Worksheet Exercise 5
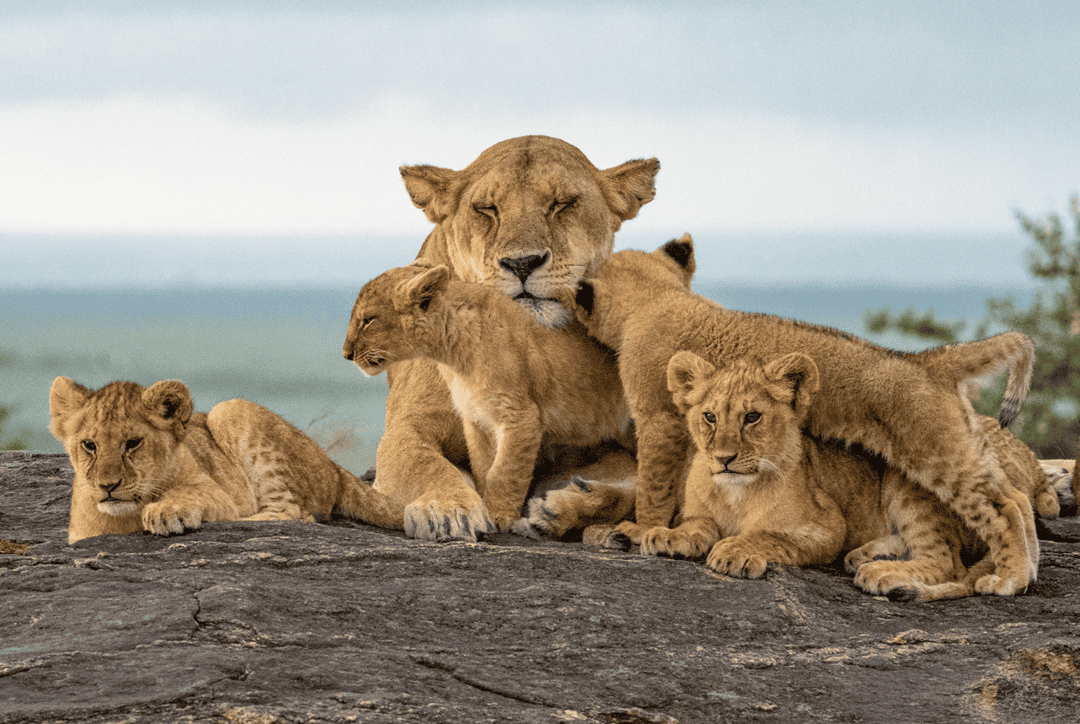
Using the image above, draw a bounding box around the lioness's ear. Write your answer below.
[142,380,194,435]
[657,233,695,285]
[400,164,458,224]
[667,351,717,414]
[48,376,91,442]
[396,265,450,312]
[764,353,820,415]
[599,157,660,223]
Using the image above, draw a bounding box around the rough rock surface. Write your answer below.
[2,451,1080,724]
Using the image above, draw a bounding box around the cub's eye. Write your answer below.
[81,440,96,453]
[361,316,376,330]
[702,411,717,425]
[474,204,498,218]
[744,411,761,425]
[124,438,143,453]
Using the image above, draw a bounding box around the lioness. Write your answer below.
[564,234,1041,596]
[50,376,403,544]
[342,263,632,532]
[643,350,1055,601]
[374,135,659,541]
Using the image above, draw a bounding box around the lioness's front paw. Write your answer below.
[706,539,769,579]
[404,490,493,543]
[640,527,710,559]
[142,502,204,536]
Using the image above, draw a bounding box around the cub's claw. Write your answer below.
[404,498,494,542]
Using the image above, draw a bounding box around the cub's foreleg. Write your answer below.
[706,523,846,580]
[471,407,544,532]
[618,411,692,544]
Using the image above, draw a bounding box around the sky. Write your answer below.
[0,0,1078,285]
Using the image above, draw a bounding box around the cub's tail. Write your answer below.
[905,331,1034,429]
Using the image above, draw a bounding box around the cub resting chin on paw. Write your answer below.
[564,234,1043,597]
[642,351,1056,601]
[343,263,633,533]
[50,376,404,544]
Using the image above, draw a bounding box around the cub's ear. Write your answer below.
[142,380,194,435]
[667,350,717,414]
[763,353,820,415]
[396,265,450,312]
[400,164,459,224]
[574,280,596,317]
[48,376,92,442]
[599,157,661,223]
[657,233,695,285]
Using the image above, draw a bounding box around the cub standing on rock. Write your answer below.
[645,350,1056,601]
[562,233,1042,597]
[342,263,633,534]
[49,377,403,544]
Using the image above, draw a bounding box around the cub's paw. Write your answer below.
[843,535,906,574]
[640,527,710,559]
[522,476,599,540]
[404,489,493,543]
[706,539,769,579]
[581,525,632,551]
[142,502,204,536]
[973,572,1029,597]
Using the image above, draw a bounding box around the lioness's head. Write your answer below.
[400,135,660,327]
[342,264,452,376]
[666,351,820,486]
[568,233,696,348]
[49,377,194,518]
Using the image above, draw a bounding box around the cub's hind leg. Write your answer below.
[851,471,971,599]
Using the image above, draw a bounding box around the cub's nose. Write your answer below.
[498,252,550,282]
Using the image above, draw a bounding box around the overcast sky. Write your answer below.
[1,0,1078,283]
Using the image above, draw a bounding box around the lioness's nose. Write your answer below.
[499,252,550,282]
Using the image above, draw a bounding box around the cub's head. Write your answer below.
[666,351,819,486]
[342,264,451,376]
[568,233,696,347]
[49,377,194,519]
[400,135,660,327]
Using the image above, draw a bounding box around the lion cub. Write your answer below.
[567,234,1041,596]
[50,377,403,544]
[643,350,1055,601]
[342,263,632,532]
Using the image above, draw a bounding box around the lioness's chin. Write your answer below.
[98,500,141,517]
[515,297,570,328]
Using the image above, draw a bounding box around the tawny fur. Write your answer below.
[372,135,659,542]
[566,234,1041,596]
[642,351,1054,602]
[343,264,633,532]
[50,377,403,544]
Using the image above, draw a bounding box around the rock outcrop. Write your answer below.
[2,451,1080,723]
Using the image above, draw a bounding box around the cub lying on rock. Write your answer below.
[50,377,403,544]
[342,263,633,533]
[644,350,1055,601]
[564,233,1041,596]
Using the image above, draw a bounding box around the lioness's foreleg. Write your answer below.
[379,361,492,542]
